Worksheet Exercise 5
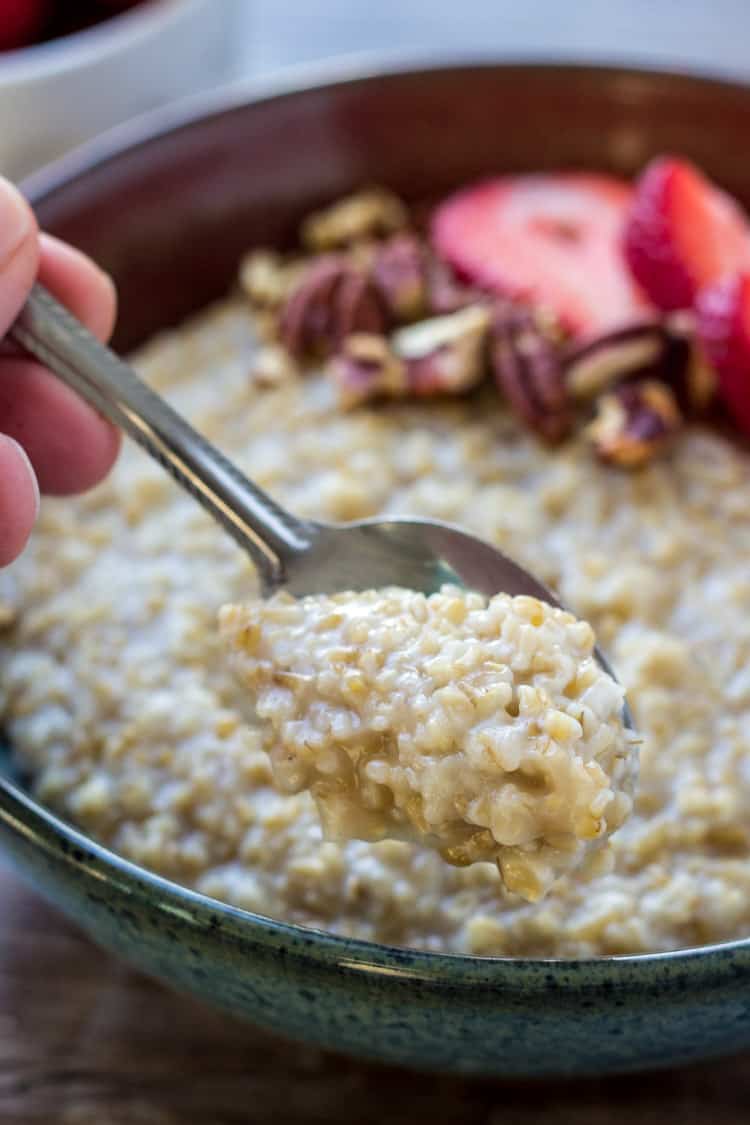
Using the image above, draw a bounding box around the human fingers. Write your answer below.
[0,434,39,566]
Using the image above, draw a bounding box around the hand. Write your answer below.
[0,176,120,566]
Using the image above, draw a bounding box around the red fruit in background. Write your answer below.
[431,173,649,339]
[0,0,49,50]
[624,156,750,312]
[696,271,750,433]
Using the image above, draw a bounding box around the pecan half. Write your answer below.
[279,256,387,359]
[392,305,491,395]
[329,334,407,408]
[370,233,429,321]
[587,381,682,468]
[490,303,571,443]
[301,187,408,251]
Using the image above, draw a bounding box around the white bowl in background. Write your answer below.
[0,0,239,180]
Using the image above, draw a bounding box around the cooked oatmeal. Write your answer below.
[220,587,634,901]
[3,296,750,957]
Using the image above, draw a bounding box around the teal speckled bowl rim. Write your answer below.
[7,55,750,993]
[4,762,750,992]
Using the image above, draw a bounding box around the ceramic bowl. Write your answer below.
[3,61,750,1078]
[0,0,236,180]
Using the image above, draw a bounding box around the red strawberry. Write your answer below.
[624,156,750,312]
[696,271,750,433]
[431,173,648,339]
[0,0,48,51]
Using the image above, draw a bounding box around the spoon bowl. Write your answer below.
[283,515,547,599]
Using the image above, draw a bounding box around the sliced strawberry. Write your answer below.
[624,156,750,312]
[696,272,750,433]
[431,173,648,339]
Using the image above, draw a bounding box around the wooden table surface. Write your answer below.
[2,864,750,1124]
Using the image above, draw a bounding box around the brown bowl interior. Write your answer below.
[25,62,750,353]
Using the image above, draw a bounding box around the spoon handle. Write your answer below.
[10,283,310,591]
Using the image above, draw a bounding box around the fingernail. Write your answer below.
[5,436,39,520]
[0,177,34,265]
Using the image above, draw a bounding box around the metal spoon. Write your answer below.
[10,283,632,725]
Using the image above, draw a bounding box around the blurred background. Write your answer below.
[250,0,749,74]
[2,0,749,181]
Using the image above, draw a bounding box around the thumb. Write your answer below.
[0,177,38,337]
[0,434,39,566]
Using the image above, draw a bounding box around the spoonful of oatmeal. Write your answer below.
[220,586,635,901]
[10,284,637,899]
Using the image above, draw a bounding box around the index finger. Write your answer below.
[0,232,121,495]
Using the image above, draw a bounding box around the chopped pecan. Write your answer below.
[425,257,484,315]
[301,187,408,251]
[330,305,491,406]
[279,256,387,359]
[0,601,16,629]
[370,233,430,321]
[662,312,716,413]
[238,249,303,309]
[392,305,491,395]
[490,302,571,443]
[249,344,296,389]
[564,315,717,414]
[587,381,682,468]
[564,321,667,400]
[329,334,407,407]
